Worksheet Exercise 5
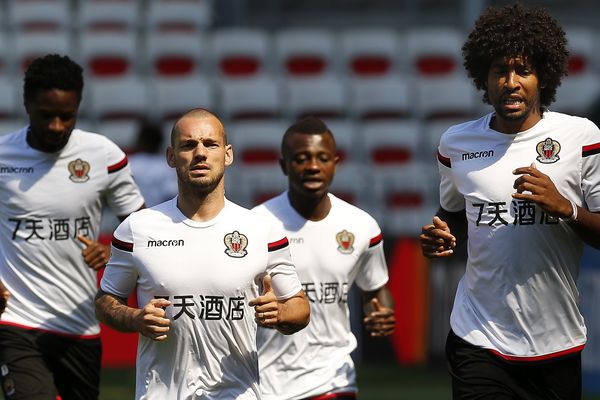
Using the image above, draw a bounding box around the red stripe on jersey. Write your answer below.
[0,321,101,339]
[306,392,357,400]
[582,142,600,157]
[489,344,584,362]
[437,151,451,168]
[112,236,133,252]
[268,237,289,252]
[107,156,128,173]
[369,233,383,248]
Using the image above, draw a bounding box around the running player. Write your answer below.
[420,4,600,399]
[95,109,310,399]
[0,54,145,399]
[254,116,396,400]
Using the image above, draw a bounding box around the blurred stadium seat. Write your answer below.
[348,76,412,121]
[210,28,272,78]
[339,28,402,78]
[7,0,70,33]
[151,76,215,124]
[78,31,140,78]
[218,76,282,121]
[145,0,212,33]
[145,31,207,78]
[86,76,149,123]
[275,28,337,77]
[283,75,347,119]
[77,0,139,33]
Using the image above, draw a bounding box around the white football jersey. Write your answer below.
[253,192,389,400]
[438,111,600,360]
[100,198,302,400]
[0,127,144,337]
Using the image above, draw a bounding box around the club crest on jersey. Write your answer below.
[68,158,90,182]
[535,138,561,164]
[224,231,248,258]
[336,230,355,254]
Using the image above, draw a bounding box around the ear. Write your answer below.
[166,146,175,168]
[224,144,233,167]
[279,157,288,176]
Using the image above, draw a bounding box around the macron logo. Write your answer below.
[461,150,494,161]
[147,239,185,247]
[0,164,34,174]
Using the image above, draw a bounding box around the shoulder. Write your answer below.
[440,114,491,145]
[251,193,289,221]
[330,194,380,229]
[545,111,600,143]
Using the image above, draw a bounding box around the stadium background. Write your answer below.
[0,0,599,398]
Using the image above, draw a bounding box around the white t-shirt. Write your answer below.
[100,197,302,400]
[129,153,177,207]
[0,127,144,337]
[253,192,389,400]
[438,111,600,360]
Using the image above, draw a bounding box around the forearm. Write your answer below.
[94,290,140,333]
[276,292,310,335]
[362,287,394,314]
[569,208,600,249]
[437,207,468,247]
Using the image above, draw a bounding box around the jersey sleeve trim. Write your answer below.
[268,237,289,252]
[107,156,129,174]
[582,142,600,157]
[369,232,383,248]
[112,235,133,252]
[437,151,451,168]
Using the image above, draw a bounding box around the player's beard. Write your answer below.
[179,168,224,196]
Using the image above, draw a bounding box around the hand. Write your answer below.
[133,298,171,341]
[249,275,279,328]
[420,216,456,258]
[0,281,9,317]
[77,235,111,271]
[513,163,572,218]
[363,298,395,337]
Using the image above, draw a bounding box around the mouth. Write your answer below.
[301,177,324,190]
[501,95,524,111]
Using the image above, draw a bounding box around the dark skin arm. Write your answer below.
[0,281,9,317]
[362,286,395,337]
[78,205,146,270]
[95,289,171,341]
[420,207,467,259]
[513,163,600,249]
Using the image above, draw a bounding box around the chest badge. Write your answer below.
[68,158,90,182]
[536,138,561,164]
[336,230,355,254]
[224,231,248,258]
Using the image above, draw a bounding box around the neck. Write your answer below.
[491,108,543,134]
[288,191,331,221]
[177,182,225,221]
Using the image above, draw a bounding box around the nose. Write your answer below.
[505,70,520,90]
[48,116,65,132]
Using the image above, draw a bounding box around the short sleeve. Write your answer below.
[103,139,145,217]
[265,223,302,300]
[438,133,465,212]
[354,220,389,291]
[100,217,139,299]
[582,119,600,212]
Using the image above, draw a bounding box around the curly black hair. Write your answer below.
[23,54,84,106]
[462,3,568,107]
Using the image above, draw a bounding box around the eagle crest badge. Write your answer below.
[68,158,90,182]
[336,230,355,254]
[224,231,248,258]
[536,137,561,164]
